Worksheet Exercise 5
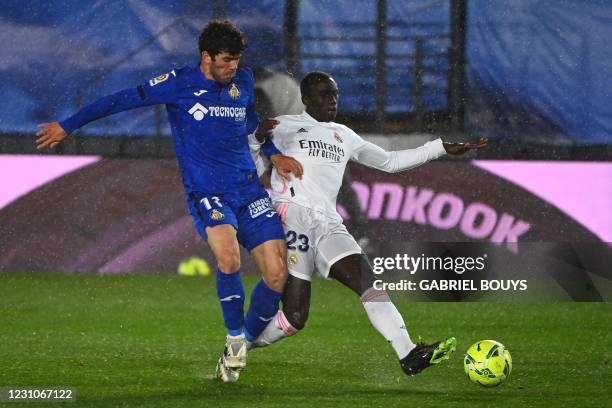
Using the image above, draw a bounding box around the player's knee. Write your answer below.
[215,248,241,273]
[262,260,288,291]
[286,308,308,330]
[263,269,288,292]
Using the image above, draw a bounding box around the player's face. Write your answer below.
[304,78,339,122]
[208,52,241,84]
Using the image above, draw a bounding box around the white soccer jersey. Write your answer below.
[250,111,447,221]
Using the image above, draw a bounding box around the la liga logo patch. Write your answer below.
[149,74,169,86]
[149,70,175,87]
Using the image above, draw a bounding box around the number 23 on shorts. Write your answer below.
[286,230,309,252]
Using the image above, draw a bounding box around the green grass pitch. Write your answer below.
[1,273,610,407]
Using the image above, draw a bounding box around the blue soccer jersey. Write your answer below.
[61,64,279,203]
[60,64,284,249]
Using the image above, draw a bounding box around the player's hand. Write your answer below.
[255,119,279,143]
[443,138,488,155]
[36,122,68,149]
[270,154,303,181]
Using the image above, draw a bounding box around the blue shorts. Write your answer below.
[188,189,285,252]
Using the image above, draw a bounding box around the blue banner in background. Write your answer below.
[0,0,610,144]
[467,0,612,144]
[299,0,450,114]
[0,0,284,136]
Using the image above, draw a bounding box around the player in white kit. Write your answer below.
[249,71,487,375]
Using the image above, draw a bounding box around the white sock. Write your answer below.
[361,287,416,359]
[251,310,298,348]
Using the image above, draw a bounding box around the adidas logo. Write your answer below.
[297,128,308,133]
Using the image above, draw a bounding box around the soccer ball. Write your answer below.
[464,340,512,387]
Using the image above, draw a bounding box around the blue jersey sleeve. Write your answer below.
[60,70,178,134]
[262,138,281,157]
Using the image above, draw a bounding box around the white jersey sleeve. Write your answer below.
[248,120,292,177]
[350,131,447,172]
[248,133,268,177]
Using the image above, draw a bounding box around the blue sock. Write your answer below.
[216,270,245,336]
[244,279,282,342]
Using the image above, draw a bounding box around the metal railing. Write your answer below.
[297,18,452,133]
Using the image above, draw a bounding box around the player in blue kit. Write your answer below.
[36,20,303,383]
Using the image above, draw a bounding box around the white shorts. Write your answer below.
[276,203,362,281]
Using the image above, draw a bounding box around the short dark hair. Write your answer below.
[198,20,247,58]
[300,71,332,97]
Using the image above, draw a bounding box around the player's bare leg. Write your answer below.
[250,239,288,293]
[281,275,311,330]
[207,225,241,273]
[207,224,247,382]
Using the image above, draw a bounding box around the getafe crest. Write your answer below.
[333,132,343,143]
[211,209,224,221]
[228,83,241,99]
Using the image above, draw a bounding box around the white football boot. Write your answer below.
[215,356,240,383]
[215,335,248,383]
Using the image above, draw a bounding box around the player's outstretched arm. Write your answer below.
[36,72,177,150]
[443,138,488,155]
[36,122,68,149]
[353,137,488,173]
